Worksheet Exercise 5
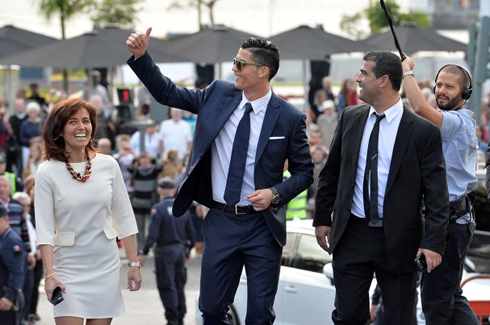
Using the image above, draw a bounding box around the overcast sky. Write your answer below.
[0,0,412,39]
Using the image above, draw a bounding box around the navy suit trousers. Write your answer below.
[198,208,282,325]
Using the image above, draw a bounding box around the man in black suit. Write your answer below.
[314,51,449,325]
[127,28,313,324]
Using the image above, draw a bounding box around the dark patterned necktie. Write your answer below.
[224,103,253,205]
[363,113,385,227]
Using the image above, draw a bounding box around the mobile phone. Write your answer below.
[51,286,64,305]
[414,254,427,272]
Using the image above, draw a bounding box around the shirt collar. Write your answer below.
[241,89,272,114]
[369,98,403,124]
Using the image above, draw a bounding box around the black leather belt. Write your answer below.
[212,200,256,215]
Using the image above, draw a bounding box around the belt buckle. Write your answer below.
[235,205,246,215]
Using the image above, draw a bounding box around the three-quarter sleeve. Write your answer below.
[110,158,138,238]
[34,164,55,246]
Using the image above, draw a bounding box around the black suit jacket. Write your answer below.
[314,104,449,272]
[128,53,313,247]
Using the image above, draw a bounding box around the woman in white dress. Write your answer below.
[35,98,142,325]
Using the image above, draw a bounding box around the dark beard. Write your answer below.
[437,96,461,111]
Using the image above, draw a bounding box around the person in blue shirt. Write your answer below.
[403,57,480,325]
[0,204,26,325]
[138,178,195,325]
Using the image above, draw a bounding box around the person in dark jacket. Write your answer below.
[138,178,195,325]
[0,204,26,325]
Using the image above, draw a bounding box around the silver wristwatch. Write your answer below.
[128,262,141,268]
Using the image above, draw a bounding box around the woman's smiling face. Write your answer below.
[62,108,93,154]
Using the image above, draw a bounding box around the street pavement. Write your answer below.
[35,249,202,325]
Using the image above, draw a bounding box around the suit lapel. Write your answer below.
[348,105,371,172]
[255,93,281,164]
[385,108,414,195]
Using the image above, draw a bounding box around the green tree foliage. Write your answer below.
[90,0,142,29]
[37,0,93,39]
[340,0,432,39]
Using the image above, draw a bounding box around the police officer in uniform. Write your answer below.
[0,205,26,325]
[139,178,195,325]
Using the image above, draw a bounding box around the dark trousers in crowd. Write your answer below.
[29,260,43,317]
[20,267,33,323]
[135,212,150,251]
[421,222,480,325]
[155,244,187,325]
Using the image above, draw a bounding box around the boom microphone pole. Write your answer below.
[380,0,406,61]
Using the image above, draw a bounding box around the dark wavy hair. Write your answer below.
[241,37,280,80]
[42,98,97,162]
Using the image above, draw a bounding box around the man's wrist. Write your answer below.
[270,187,281,207]
[403,70,414,79]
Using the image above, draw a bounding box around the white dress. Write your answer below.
[35,154,138,318]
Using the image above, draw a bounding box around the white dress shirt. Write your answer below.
[351,99,404,218]
[212,90,272,205]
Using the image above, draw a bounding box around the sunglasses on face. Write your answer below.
[233,58,262,71]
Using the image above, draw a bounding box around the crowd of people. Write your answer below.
[0,28,488,325]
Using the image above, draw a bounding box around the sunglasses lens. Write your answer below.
[233,59,243,71]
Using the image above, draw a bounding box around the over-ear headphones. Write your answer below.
[433,64,473,100]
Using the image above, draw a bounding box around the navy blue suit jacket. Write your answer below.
[128,52,313,246]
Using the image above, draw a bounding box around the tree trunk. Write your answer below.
[60,13,69,94]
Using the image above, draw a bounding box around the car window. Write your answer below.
[290,233,331,273]
[282,232,297,267]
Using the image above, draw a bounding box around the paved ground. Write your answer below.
[35,249,202,325]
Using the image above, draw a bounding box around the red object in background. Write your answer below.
[117,88,132,105]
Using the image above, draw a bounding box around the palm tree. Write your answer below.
[37,0,93,93]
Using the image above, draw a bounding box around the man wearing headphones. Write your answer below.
[402,57,479,324]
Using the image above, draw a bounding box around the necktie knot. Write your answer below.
[374,113,385,124]
[244,102,253,115]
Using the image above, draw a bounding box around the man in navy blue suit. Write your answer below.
[126,28,313,324]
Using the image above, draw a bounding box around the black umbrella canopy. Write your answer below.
[363,24,467,55]
[0,26,185,68]
[270,25,369,60]
[163,25,261,64]
[0,24,58,58]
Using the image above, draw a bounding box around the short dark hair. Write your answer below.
[363,51,403,91]
[241,37,280,80]
[42,98,97,162]
[438,65,472,92]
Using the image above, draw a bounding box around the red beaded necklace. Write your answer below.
[65,154,92,183]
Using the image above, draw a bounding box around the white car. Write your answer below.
[196,219,490,325]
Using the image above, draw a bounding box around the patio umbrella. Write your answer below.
[0,25,185,69]
[163,25,261,64]
[0,24,58,58]
[0,25,59,109]
[270,25,369,107]
[270,25,369,60]
[362,24,467,54]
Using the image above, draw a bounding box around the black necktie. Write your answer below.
[224,103,254,205]
[363,113,385,227]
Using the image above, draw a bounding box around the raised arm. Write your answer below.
[402,57,443,128]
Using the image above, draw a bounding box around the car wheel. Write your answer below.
[227,305,240,325]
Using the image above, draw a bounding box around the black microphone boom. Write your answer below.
[380,0,406,61]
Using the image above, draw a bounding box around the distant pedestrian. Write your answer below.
[139,178,195,325]
[0,204,26,325]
